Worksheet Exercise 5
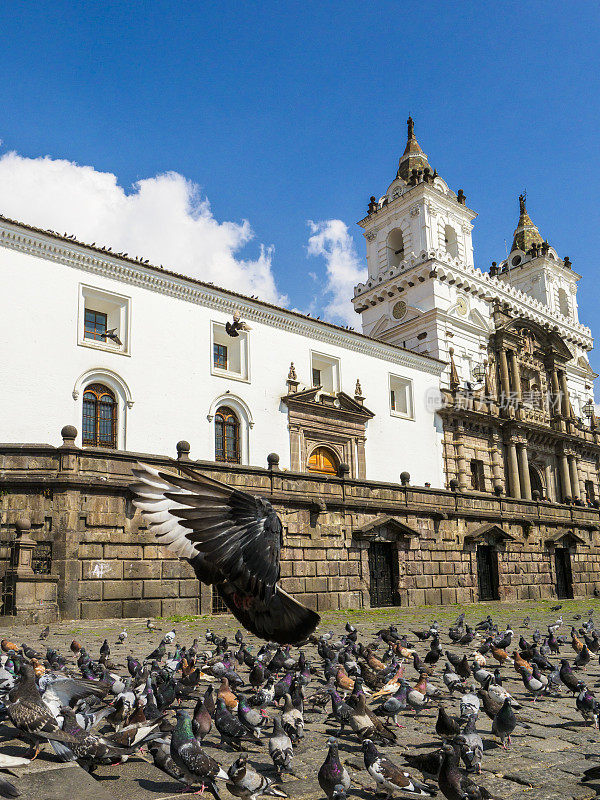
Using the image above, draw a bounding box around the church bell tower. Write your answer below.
[352,117,477,354]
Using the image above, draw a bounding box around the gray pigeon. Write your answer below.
[6,664,79,758]
[456,715,483,773]
[268,718,294,779]
[491,698,516,748]
[438,741,500,799]
[148,737,185,784]
[226,754,288,800]
[362,739,436,797]
[318,739,351,800]
[170,709,228,797]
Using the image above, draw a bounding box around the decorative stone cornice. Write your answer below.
[353,250,593,349]
[0,216,445,376]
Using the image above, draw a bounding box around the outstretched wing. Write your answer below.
[216,584,319,645]
[131,463,281,600]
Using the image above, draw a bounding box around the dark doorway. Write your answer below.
[555,548,573,599]
[476,545,499,601]
[368,541,397,607]
[529,466,544,498]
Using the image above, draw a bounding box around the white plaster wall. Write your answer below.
[0,243,444,488]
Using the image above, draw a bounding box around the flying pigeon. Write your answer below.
[226,312,252,337]
[130,463,319,644]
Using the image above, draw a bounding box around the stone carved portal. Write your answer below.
[282,387,374,478]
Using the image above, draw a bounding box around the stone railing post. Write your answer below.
[59,425,80,472]
[176,440,191,461]
[7,519,59,623]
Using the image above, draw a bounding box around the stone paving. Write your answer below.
[2,598,600,799]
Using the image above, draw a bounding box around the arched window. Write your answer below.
[558,287,570,317]
[307,446,339,475]
[215,406,240,463]
[82,384,117,448]
[387,228,405,268]
[444,225,459,259]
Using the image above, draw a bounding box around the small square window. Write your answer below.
[310,352,340,394]
[389,374,414,418]
[214,343,228,370]
[84,309,107,341]
[211,322,249,381]
[78,284,130,355]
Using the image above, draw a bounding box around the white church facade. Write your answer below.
[1,118,598,504]
[0,210,445,487]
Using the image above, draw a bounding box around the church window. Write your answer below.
[82,384,117,448]
[387,228,405,269]
[79,284,130,354]
[558,287,570,317]
[389,374,414,418]
[307,446,339,475]
[444,225,459,259]
[585,480,596,505]
[310,352,340,394]
[470,459,485,491]
[212,322,249,380]
[213,343,228,370]
[84,309,107,341]
[215,406,240,463]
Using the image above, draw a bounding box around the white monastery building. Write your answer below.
[1,119,597,502]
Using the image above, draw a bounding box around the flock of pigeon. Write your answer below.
[0,606,600,798]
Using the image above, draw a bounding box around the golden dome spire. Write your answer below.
[397,116,432,182]
[511,193,544,253]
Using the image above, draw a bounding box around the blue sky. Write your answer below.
[1,2,599,371]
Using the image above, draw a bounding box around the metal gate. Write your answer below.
[476,545,499,601]
[368,542,397,607]
[0,536,18,616]
[555,548,573,599]
[211,586,228,614]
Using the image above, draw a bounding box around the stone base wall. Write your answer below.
[1,441,600,620]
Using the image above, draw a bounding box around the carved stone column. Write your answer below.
[454,427,468,489]
[559,450,572,501]
[517,443,532,500]
[550,368,561,417]
[545,463,554,501]
[509,350,522,402]
[568,454,581,501]
[559,370,572,419]
[506,440,521,498]
[498,347,511,400]
[356,437,367,479]
[490,435,504,489]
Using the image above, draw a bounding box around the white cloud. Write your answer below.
[0,150,286,305]
[307,219,367,326]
